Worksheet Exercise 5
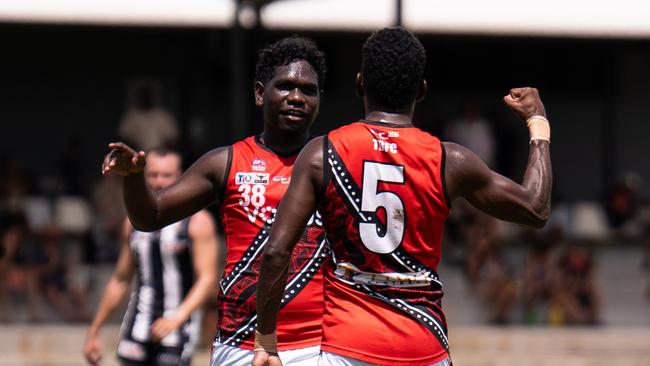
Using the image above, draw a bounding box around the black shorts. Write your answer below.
[116,337,190,366]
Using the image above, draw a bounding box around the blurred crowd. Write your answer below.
[0,83,179,323]
[443,104,650,326]
[1,94,650,326]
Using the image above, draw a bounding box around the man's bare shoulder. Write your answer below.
[187,146,231,179]
[442,141,475,164]
[198,146,230,165]
[442,141,491,200]
[301,136,325,170]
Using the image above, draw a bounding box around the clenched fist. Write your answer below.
[503,87,546,121]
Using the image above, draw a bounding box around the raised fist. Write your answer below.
[503,87,546,121]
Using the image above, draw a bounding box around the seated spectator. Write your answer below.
[605,172,641,232]
[462,204,517,324]
[0,210,44,322]
[522,233,558,324]
[550,246,601,325]
[40,224,90,322]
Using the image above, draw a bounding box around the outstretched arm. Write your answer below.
[252,137,324,366]
[445,87,552,228]
[84,219,135,365]
[102,144,230,231]
[151,210,219,341]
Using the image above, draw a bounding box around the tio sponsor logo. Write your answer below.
[235,172,270,185]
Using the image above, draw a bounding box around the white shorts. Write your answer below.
[319,351,451,366]
[211,341,320,366]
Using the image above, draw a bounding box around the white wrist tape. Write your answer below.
[254,330,278,354]
[527,115,550,143]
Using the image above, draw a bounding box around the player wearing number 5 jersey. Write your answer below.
[100,37,328,366]
[254,27,552,366]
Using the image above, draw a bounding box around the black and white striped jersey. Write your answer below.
[120,217,201,349]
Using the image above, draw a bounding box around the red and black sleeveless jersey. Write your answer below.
[217,136,327,351]
[318,121,451,365]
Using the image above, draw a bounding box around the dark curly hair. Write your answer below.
[362,27,426,110]
[255,36,327,91]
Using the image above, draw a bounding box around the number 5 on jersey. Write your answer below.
[359,161,406,254]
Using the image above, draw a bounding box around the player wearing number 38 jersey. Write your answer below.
[217,135,327,352]
[100,36,329,366]
[254,27,552,366]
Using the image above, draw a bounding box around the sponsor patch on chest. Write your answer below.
[272,175,291,184]
[235,172,270,185]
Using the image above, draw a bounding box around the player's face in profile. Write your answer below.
[260,60,320,134]
[144,154,182,192]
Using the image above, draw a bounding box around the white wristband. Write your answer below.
[254,330,278,354]
[527,115,550,143]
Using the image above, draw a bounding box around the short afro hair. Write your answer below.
[362,27,426,110]
[255,36,327,91]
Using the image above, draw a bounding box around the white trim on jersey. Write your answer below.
[328,157,368,222]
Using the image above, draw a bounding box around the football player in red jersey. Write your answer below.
[254,27,552,366]
[100,37,328,366]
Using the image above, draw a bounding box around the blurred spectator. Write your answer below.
[0,211,28,321]
[550,246,601,325]
[118,83,179,151]
[522,230,561,325]
[444,102,497,167]
[521,199,570,325]
[39,224,74,321]
[90,174,125,263]
[476,240,518,324]
[462,205,517,324]
[0,156,33,209]
[0,210,45,322]
[605,172,642,231]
